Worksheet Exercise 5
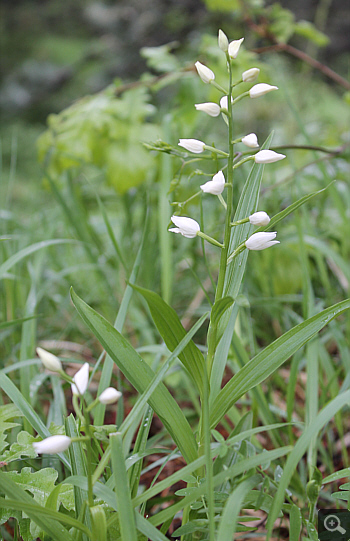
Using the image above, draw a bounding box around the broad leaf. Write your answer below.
[132,285,205,396]
[210,298,350,428]
[70,288,198,463]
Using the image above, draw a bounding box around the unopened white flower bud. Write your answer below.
[249,83,278,98]
[242,68,260,83]
[245,231,279,251]
[33,435,71,455]
[195,102,221,117]
[254,150,286,164]
[178,139,206,154]
[249,211,271,226]
[169,216,200,238]
[218,29,229,52]
[219,95,233,110]
[98,387,122,405]
[200,171,225,195]
[71,362,90,395]
[36,347,62,373]
[228,38,244,59]
[195,61,215,84]
[242,133,259,148]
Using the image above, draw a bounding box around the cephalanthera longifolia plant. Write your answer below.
[1,29,350,541]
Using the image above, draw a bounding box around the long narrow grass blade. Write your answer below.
[94,211,147,426]
[132,424,290,509]
[0,239,76,279]
[65,414,89,535]
[266,390,350,539]
[136,514,171,541]
[217,474,261,541]
[110,432,137,541]
[210,298,350,428]
[149,446,292,527]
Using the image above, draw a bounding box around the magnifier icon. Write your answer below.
[324,514,346,535]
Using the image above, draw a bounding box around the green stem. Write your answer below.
[232,91,249,105]
[197,231,224,248]
[231,217,249,226]
[218,193,227,209]
[213,58,235,307]
[227,243,246,265]
[210,80,227,93]
[204,145,229,157]
[198,55,236,541]
[83,406,94,507]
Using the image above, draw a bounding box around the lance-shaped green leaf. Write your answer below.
[130,285,205,397]
[210,298,350,428]
[210,296,234,328]
[111,433,137,541]
[0,239,77,280]
[224,133,274,299]
[70,288,197,463]
[254,183,334,235]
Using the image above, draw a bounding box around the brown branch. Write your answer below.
[253,43,350,91]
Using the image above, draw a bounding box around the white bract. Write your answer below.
[242,68,260,82]
[254,150,286,164]
[98,387,122,405]
[36,347,62,373]
[228,38,244,59]
[195,102,221,117]
[178,139,206,154]
[195,61,215,84]
[242,133,259,148]
[169,216,200,238]
[249,83,278,98]
[33,435,71,455]
[218,29,229,52]
[249,211,271,226]
[71,362,90,395]
[200,171,225,195]
[245,231,279,251]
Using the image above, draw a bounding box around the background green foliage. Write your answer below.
[0,0,350,539]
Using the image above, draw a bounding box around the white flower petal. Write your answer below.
[242,133,259,148]
[200,171,225,195]
[170,216,200,238]
[178,139,206,153]
[71,362,90,395]
[195,61,215,84]
[254,150,286,164]
[249,211,271,226]
[195,102,221,117]
[245,232,279,251]
[98,387,122,405]
[242,68,260,83]
[249,83,278,98]
[36,347,62,373]
[33,435,71,455]
[218,29,229,52]
[228,38,244,59]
